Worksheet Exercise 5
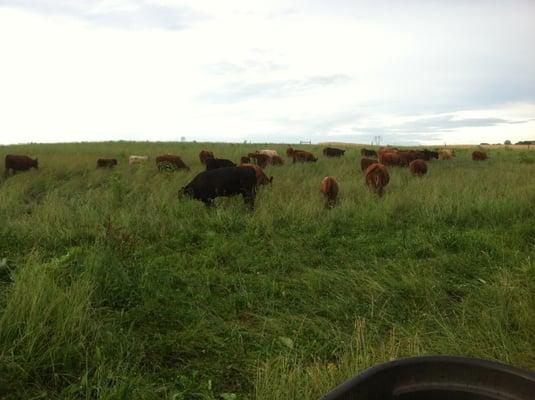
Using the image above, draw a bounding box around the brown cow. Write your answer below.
[270,155,284,165]
[286,147,295,158]
[379,151,401,167]
[320,176,339,208]
[248,153,269,168]
[156,155,190,171]
[323,147,345,157]
[438,150,452,160]
[5,155,38,175]
[239,163,273,185]
[409,159,427,176]
[240,156,251,164]
[96,158,117,168]
[292,150,317,163]
[365,163,390,197]
[472,150,487,161]
[199,150,214,165]
[361,157,376,172]
[257,149,279,158]
[398,151,419,166]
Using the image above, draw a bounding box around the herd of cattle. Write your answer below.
[4,147,489,208]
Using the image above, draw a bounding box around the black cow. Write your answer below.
[5,155,38,175]
[97,158,118,168]
[361,148,377,157]
[323,147,346,157]
[421,150,439,160]
[205,158,237,170]
[179,167,257,208]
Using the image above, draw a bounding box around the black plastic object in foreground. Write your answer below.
[321,356,535,400]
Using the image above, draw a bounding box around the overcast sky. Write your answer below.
[0,0,534,145]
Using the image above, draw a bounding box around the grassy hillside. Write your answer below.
[0,142,534,399]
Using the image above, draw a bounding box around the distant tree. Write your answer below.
[504,140,512,145]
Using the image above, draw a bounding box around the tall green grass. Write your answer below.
[0,142,534,399]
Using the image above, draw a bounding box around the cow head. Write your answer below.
[33,158,38,169]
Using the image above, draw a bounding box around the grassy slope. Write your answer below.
[0,142,534,399]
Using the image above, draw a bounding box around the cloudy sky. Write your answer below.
[0,0,534,145]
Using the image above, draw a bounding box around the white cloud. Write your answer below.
[0,0,534,145]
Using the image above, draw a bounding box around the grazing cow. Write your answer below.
[239,163,273,185]
[4,155,38,175]
[361,148,378,157]
[323,147,346,157]
[179,167,257,208]
[421,150,439,160]
[409,159,427,176]
[412,151,426,160]
[257,149,279,158]
[156,155,189,171]
[240,156,251,164]
[286,147,295,158]
[292,150,317,163]
[129,155,148,165]
[398,151,419,166]
[361,157,376,172]
[472,150,488,161]
[199,150,214,165]
[248,153,269,168]
[96,158,117,168]
[365,163,390,197]
[379,151,401,167]
[320,176,339,208]
[438,150,453,160]
[270,155,284,165]
[206,158,236,170]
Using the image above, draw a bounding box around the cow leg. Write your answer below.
[377,186,384,197]
[203,198,214,207]
[328,197,336,209]
[242,189,255,210]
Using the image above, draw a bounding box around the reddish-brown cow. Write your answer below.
[240,156,251,164]
[472,150,487,161]
[398,151,419,166]
[320,176,339,208]
[365,163,390,197]
[248,153,269,168]
[360,157,376,172]
[292,150,317,163]
[379,152,401,167]
[239,163,273,185]
[409,159,427,176]
[270,155,284,165]
[199,150,214,165]
[156,155,190,171]
[286,147,295,158]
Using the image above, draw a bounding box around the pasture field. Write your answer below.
[0,141,534,399]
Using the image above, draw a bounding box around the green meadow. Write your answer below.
[0,141,534,399]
